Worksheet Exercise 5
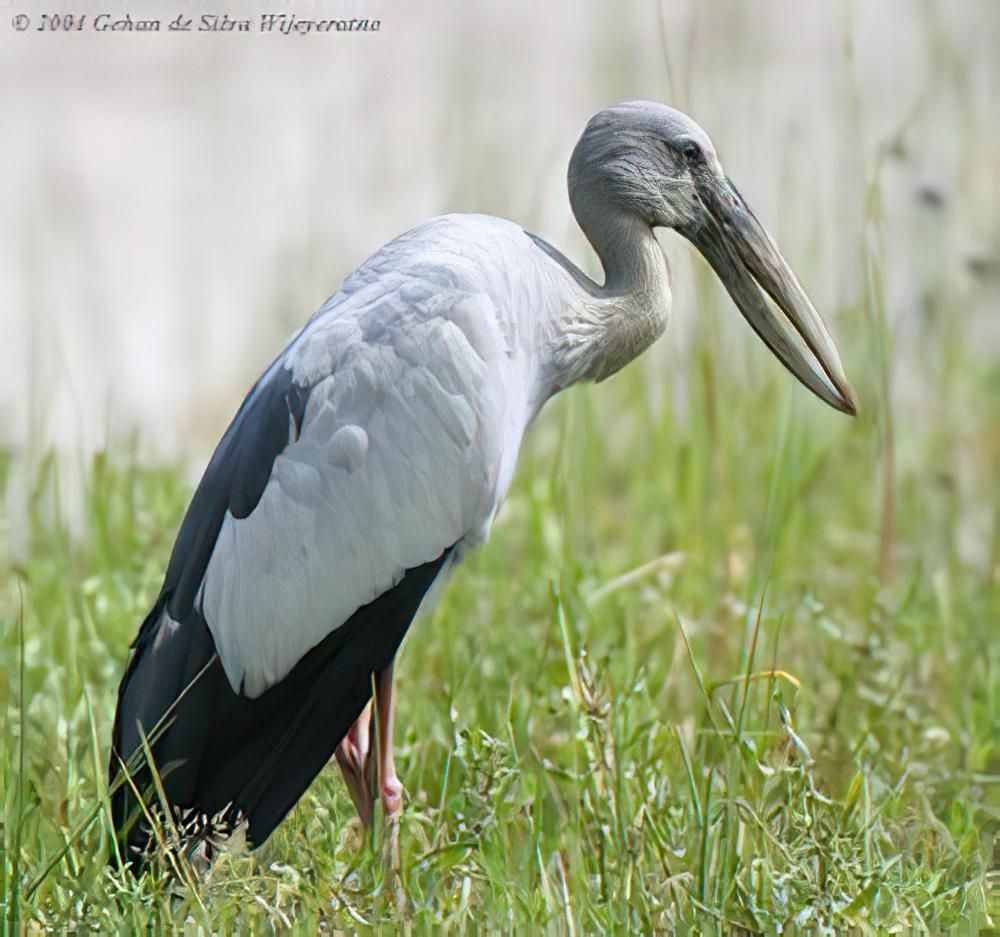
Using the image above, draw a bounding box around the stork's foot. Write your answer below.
[382,807,405,913]
[379,772,404,870]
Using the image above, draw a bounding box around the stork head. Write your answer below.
[569,100,857,415]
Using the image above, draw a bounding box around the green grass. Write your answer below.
[2,277,995,931]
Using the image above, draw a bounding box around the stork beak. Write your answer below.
[688,176,857,415]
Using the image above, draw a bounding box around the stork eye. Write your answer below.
[682,141,703,162]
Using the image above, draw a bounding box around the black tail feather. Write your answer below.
[109,552,449,867]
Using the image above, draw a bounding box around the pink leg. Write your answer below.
[333,666,405,871]
[373,664,405,885]
[373,665,403,818]
[334,702,375,828]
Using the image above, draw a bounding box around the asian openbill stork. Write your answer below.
[110,101,856,867]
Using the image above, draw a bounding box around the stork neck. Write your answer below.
[588,209,665,297]
[548,203,671,388]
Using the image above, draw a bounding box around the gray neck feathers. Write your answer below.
[545,142,671,387]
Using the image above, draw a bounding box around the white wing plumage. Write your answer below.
[199,215,548,696]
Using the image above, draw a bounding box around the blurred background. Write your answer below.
[2,0,996,524]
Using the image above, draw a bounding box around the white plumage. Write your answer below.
[201,215,569,695]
